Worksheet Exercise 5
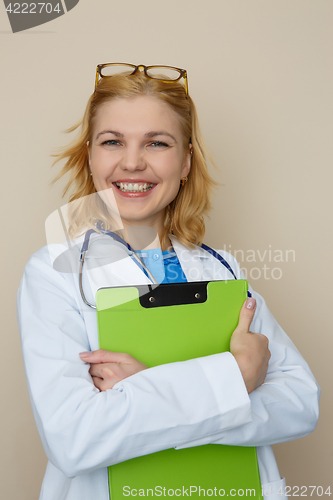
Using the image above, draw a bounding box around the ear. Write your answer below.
[181,147,192,178]
[86,141,91,168]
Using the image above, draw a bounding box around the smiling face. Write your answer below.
[88,95,191,237]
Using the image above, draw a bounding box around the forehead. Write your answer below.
[92,95,183,138]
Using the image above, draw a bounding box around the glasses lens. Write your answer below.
[146,66,182,81]
[100,64,136,78]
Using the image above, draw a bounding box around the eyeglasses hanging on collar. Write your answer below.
[95,63,188,96]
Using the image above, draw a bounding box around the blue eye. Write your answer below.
[102,140,121,146]
[150,141,169,148]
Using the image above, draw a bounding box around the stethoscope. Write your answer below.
[79,225,247,309]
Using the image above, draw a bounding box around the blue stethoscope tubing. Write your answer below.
[79,227,250,309]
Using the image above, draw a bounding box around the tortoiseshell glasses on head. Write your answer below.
[95,63,188,96]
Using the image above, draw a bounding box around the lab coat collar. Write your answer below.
[83,248,151,309]
[83,234,219,308]
[97,234,212,286]
[170,235,213,283]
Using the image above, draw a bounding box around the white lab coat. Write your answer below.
[17,235,320,500]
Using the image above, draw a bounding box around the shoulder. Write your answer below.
[18,241,81,306]
[23,231,86,274]
[22,245,59,281]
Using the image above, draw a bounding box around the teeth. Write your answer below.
[116,182,154,192]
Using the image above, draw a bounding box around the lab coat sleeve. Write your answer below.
[17,248,252,478]
[176,252,320,450]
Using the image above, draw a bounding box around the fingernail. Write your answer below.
[79,351,93,357]
[245,298,256,310]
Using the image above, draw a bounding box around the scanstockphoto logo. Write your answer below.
[3,0,80,33]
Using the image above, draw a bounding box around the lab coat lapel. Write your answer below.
[170,236,235,282]
[170,236,213,282]
[84,253,152,306]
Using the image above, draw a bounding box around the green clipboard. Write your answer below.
[96,279,263,500]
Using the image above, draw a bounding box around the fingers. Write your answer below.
[89,363,110,378]
[89,359,148,391]
[79,349,133,364]
[89,362,124,379]
[234,298,257,335]
[83,351,149,392]
[90,364,120,390]
[92,376,115,392]
[91,376,102,391]
[230,298,272,393]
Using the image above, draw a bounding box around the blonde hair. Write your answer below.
[53,71,217,248]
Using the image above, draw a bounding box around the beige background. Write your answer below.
[1,1,332,498]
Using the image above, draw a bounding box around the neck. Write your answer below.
[113,225,159,251]
[115,226,173,252]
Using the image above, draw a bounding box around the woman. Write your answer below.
[17,64,320,500]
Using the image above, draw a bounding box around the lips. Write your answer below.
[114,182,155,193]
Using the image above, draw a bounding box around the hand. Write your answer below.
[230,298,271,394]
[79,350,148,391]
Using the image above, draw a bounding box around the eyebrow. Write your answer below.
[145,131,177,142]
[95,130,177,142]
[96,130,124,140]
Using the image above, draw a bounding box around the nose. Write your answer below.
[119,145,146,172]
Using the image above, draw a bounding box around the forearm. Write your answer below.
[177,288,320,450]
[23,347,251,477]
